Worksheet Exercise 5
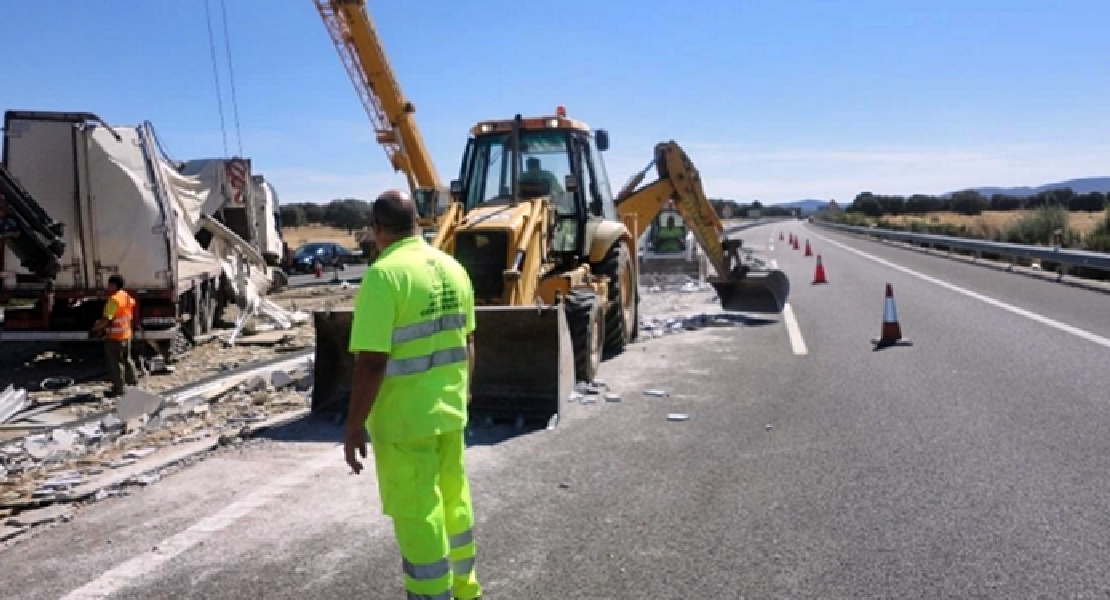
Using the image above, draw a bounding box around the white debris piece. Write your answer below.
[0,385,29,424]
[643,389,668,398]
[270,370,294,389]
[123,447,156,460]
[116,389,165,422]
[667,413,690,421]
[604,393,621,403]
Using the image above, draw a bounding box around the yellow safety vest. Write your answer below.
[348,236,476,443]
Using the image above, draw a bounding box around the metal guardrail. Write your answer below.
[812,220,1110,274]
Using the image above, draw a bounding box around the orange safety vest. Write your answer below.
[106,290,135,341]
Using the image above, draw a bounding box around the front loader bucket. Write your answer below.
[709,269,791,314]
[312,308,356,416]
[469,305,574,426]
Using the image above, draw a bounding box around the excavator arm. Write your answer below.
[616,141,789,313]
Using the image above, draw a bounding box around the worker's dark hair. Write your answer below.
[371,189,417,235]
[108,274,125,289]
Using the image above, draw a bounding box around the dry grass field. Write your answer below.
[282,224,364,250]
[877,210,1106,238]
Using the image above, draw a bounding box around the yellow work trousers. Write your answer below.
[373,429,482,600]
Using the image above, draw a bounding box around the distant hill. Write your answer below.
[766,199,831,215]
[945,177,1110,198]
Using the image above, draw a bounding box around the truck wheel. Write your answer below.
[564,288,603,383]
[595,240,639,354]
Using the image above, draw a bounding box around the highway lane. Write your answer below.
[5,221,1110,598]
[797,221,1110,343]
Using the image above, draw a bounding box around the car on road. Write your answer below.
[287,242,362,274]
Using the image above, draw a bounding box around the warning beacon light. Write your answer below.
[556,105,566,117]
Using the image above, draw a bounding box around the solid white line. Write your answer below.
[61,451,338,600]
[808,229,1110,351]
[782,302,809,356]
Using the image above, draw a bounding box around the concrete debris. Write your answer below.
[6,505,73,528]
[0,376,308,510]
[604,393,621,403]
[765,424,774,431]
[1,525,26,542]
[0,385,30,424]
[643,389,668,398]
[116,389,164,422]
[270,370,294,389]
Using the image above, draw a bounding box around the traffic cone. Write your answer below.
[314,260,323,278]
[793,236,800,250]
[812,254,828,284]
[871,283,913,348]
[804,239,813,257]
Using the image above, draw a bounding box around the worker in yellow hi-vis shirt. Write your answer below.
[345,189,483,600]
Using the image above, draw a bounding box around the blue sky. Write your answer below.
[4,0,1109,205]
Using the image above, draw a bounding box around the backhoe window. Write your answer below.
[463,131,575,213]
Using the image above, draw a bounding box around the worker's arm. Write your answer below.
[346,268,395,428]
[349,351,388,426]
[92,297,118,332]
[464,273,477,404]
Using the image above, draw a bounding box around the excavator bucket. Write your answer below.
[468,305,575,426]
[310,305,575,426]
[708,269,791,314]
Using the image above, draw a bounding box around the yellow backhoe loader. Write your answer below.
[312,107,790,426]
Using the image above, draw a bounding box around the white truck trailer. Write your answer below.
[0,110,281,356]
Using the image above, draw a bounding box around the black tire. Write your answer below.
[564,288,603,383]
[594,240,639,354]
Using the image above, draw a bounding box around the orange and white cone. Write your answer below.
[812,254,828,284]
[804,239,813,257]
[871,283,913,347]
[794,236,801,250]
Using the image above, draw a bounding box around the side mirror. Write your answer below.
[595,129,610,152]
[449,180,463,202]
[564,174,578,192]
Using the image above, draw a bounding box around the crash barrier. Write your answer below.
[811,220,1110,276]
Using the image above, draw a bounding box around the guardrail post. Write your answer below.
[973,250,981,263]
[1006,256,1016,272]
[1057,264,1068,283]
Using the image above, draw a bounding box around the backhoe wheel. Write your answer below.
[564,289,603,383]
[595,240,639,355]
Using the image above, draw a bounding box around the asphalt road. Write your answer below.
[5,221,1110,599]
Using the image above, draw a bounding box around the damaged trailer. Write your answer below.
[0,110,295,358]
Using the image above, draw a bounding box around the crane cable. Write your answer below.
[202,0,244,158]
[218,0,244,157]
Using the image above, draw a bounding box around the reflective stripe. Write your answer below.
[452,556,475,575]
[403,557,450,580]
[386,346,468,377]
[393,313,468,345]
[406,591,452,600]
[450,528,474,548]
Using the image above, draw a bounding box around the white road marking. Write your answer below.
[61,450,339,599]
[808,229,1110,351]
[782,302,809,356]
